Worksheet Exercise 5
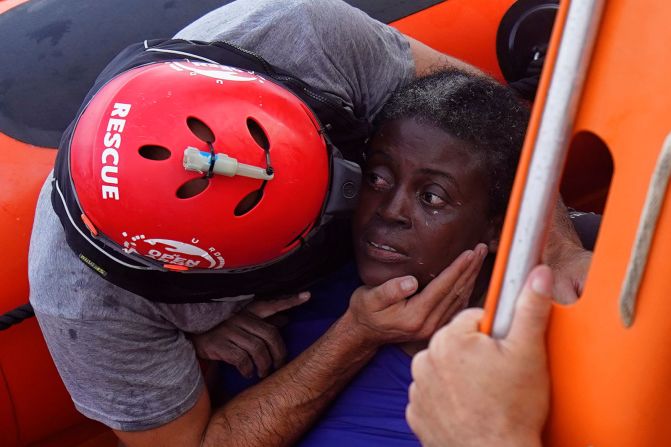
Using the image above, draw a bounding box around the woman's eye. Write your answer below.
[420,191,447,208]
[365,171,391,190]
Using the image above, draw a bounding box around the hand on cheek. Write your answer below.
[344,243,488,346]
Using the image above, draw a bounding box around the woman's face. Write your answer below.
[352,118,498,288]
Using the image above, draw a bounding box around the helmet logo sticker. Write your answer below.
[121,233,225,269]
[168,61,264,84]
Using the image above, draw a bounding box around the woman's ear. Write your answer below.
[483,215,504,253]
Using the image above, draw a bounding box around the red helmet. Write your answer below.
[69,61,350,271]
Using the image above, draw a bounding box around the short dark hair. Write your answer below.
[375,69,530,218]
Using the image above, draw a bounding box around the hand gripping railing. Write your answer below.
[492,0,606,338]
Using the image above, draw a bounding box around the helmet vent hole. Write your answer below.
[187,117,215,143]
[234,189,264,216]
[176,178,209,199]
[139,145,171,161]
[247,118,269,150]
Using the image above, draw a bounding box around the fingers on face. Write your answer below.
[435,245,488,325]
[454,243,488,294]
[416,244,487,306]
[368,275,418,309]
[439,291,471,326]
[421,249,475,298]
[414,244,488,333]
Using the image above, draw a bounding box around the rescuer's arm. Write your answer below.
[114,247,486,447]
[406,35,485,77]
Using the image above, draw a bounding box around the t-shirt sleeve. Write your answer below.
[29,175,241,431]
[34,311,204,431]
[175,0,414,121]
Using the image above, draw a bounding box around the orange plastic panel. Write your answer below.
[390,0,515,81]
[546,0,671,444]
[483,0,671,444]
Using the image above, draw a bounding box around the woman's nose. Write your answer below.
[376,188,411,227]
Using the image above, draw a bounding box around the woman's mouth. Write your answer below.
[362,239,410,263]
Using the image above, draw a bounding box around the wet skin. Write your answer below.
[352,118,499,289]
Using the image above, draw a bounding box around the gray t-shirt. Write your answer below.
[30,0,413,432]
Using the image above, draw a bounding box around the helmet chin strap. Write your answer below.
[183,146,275,180]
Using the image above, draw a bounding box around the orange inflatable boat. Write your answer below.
[0,1,515,444]
[0,0,633,445]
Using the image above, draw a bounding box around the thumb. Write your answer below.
[364,275,418,309]
[506,265,553,346]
